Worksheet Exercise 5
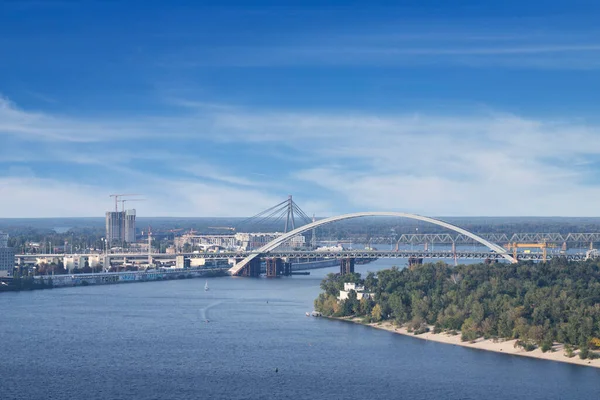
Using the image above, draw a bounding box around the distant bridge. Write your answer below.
[228,212,518,276]
[17,249,589,263]
[376,232,600,245]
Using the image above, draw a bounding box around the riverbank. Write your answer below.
[0,268,229,292]
[333,317,600,369]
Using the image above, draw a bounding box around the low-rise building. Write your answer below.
[338,282,374,301]
[234,232,305,250]
[35,256,62,266]
[175,232,306,252]
[63,255,87,271]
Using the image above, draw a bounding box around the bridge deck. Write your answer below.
[17,250,588,261]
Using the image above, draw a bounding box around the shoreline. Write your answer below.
[330,317,600,369]
[0,268,229,292]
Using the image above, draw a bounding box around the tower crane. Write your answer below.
[118,198,146,212]
[109,194,141,212]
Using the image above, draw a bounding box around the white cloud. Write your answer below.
[209,109,600,216]
[0,176,285,218]
[0,95,211,143]
[0,177,109,217]
[161,27,600,69]
[2,94,600,217]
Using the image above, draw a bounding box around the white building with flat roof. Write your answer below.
[338,282,373,301]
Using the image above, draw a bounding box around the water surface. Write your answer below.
[1,260,599,400]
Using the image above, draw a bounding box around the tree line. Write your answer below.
[314,258,600,359]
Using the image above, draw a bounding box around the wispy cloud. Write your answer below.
[0,96,211,143]
[2,94,600,216]
[160,26,600,69]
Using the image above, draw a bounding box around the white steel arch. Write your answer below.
[228,212,517,275]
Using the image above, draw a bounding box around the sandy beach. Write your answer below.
[335,317,600,369]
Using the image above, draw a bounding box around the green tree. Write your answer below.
[461,317,479,342]
[371,304,383,322]
[359,297,373,316]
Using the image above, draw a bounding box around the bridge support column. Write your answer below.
[240,257,262,277]
[283,261,292,276]
[266,258,283,277]
[408,257,423,270]
[340,258,355,275]
[103,256,111,270]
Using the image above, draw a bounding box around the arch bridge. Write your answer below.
[228,212,517,276]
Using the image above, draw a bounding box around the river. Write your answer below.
[1,259,599,400]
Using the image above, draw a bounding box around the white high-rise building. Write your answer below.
[124,209,136,243]
[0,231,15,275]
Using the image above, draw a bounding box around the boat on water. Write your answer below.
[204,281,209,291]
[305,312,310,317]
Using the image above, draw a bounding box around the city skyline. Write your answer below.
[2,1,600,217]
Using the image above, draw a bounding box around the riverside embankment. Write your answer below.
[0,268,228,291]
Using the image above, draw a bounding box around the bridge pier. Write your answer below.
[240,257,262,277]
[283,261,292,276]
[103,255,111,271]
[408,256,423,270]
[340,258,355,275]
[266,258,284,277]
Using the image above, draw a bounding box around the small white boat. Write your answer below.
[204,281,209,291]
[305,312,310,317]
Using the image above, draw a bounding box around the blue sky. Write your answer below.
[2,0,600,217]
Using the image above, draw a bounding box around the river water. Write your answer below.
[1,259,599,400]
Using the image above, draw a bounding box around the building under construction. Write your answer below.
[105,194,143,245]
[105,209,137,244]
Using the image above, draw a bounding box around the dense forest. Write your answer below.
[314,259,600,359]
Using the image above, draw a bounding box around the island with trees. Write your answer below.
[314,258,600,366]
